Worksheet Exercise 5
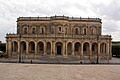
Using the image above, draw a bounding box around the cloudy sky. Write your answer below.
[0,0,120,42]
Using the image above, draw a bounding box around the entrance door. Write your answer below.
[57,45,61,55]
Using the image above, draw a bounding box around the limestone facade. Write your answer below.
[6,16,112,60]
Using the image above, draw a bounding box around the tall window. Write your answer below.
[58,27,62,34]
[24,28,27,34]
[83,28,87,34]
[91,28,95,35]
[92,45,95,51]
[75,28,79,35]
[40,27,44,34]
[32,28,35,34]
[59,27,61,31]
[51,27,54,34]
[41,28,44,34]
[65,27,67,34]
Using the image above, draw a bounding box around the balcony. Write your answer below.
[6,33,111,39]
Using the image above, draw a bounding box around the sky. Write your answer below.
[0,0,120,42]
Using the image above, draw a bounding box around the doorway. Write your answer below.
[57,45,61,55]
[56,42,63,55]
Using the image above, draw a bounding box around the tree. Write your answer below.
[0,43,6,53]
[112,45,120,57]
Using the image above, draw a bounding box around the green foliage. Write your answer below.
[112,45,120,56]
[0,43,6,53]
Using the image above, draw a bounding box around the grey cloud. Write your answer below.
[91,0,120,20]
[0,0,119,42]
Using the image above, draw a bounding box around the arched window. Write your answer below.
[75,28,79,35]
[65,27,67,34]
[41,28,44,34]
[32,28,35,34]
[40,27,45,34]
[91,28,96,35]
[51,27,54,34]
[58,27,62,34]
[83,28,87,34]
[23,28,27,34]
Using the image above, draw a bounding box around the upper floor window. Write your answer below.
[91,28,96,35]
[75,28,79,35]
[42,28,44,34]
[59,27,61,31]
[58,27,62,34]
[23,28,28,34]
[83,28,87,34]
[51,27,54,34]
[32,28,35,34]
[65,27,67,34]
[40,27,45,34]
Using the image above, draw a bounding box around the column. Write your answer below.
[89,43,92,55]
[51,41,55,57]
[98,43,100,59]
[53,41,55,56]
[8,41,12,58]
[80,43,83,61]
[12,42,14,53]
[26,42,29,59]
[6,40,8,57]
[72,42,74,55]
[18,42,20,59]
[63,42,65,56]
[35,42,37,58]
[106,42,109,60]
[65,42,67,57]
[44,42,47,55]
[109,42,112,59]
[50,42,52,56]
[81,43,83,56]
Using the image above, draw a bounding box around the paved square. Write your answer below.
[0,63,120,80]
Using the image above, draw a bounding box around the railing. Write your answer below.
[6,34,111,39]
[17,16,101,22]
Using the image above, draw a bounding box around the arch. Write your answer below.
[100,43,106,54]
[29,41,35,53]
[92,43,98,55]
[67,42,72,55]
[21,41,26,53]
[83,42,89,55]
[56,42,63,55]
[31,27,36,34]
[74,28,79,35]
[23,27,28,34]
[58,26,62,34]
[37,41,44,55]
[12,41,18,52]
[74,42,81,55]
[47,42,51,55]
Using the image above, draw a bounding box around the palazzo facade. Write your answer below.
[6,16,112,60]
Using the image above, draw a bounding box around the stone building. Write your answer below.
[6,15,112,61]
